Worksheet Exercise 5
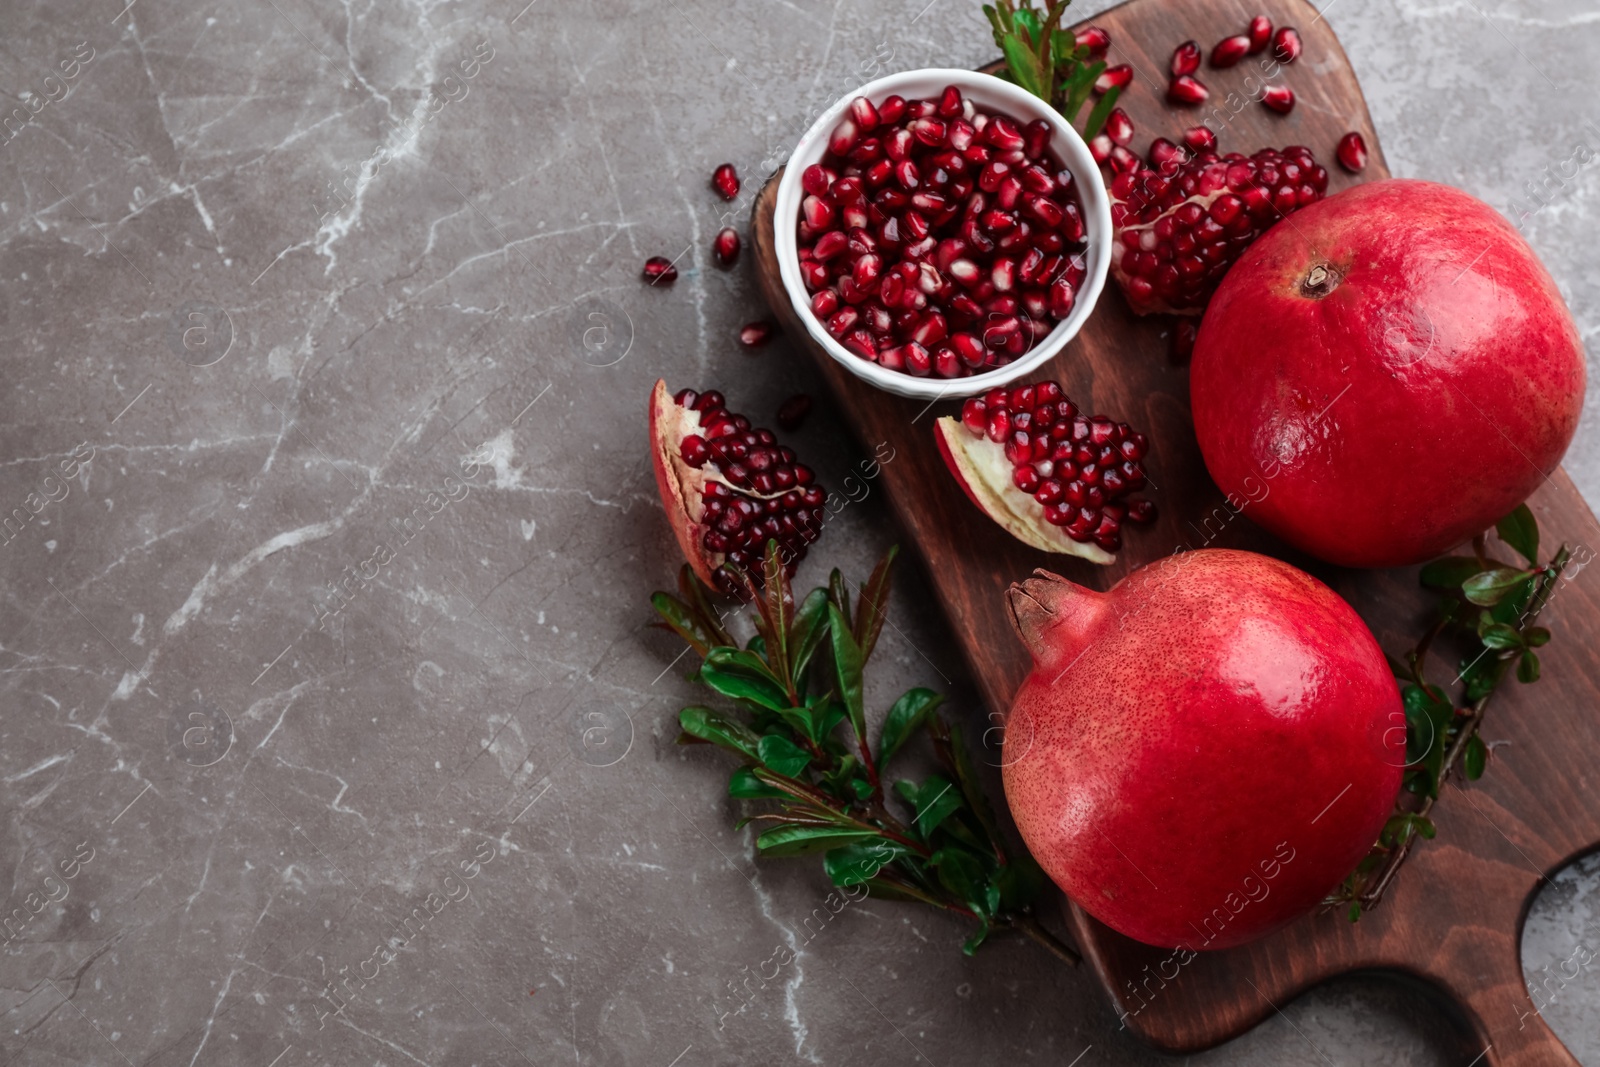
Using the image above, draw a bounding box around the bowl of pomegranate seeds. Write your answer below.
[776,69,1111,399]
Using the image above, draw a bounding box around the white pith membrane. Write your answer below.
[935,416,1114,564]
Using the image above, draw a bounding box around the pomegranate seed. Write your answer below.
[1247,15,1273,53]
[712,163,740,200]
[803,195,835,230]
[801,261,829,290]
[739,321,774,348]
[1023,119,1052,159]
[643,256,678,285]
[904,342,932,376]
[878,95,907,124]
[812,289,839,316]
[776,393,812,432]
[1095,65,1133,93]
[894,159,920,190]
[1184,126,1218,152]
[1261,85,1295,114]
[1170,319,1197,363]
[829,117,860,156]
[1089,134,1112,165]
[1211,35,1250,68]
[813,231,848,261]
[1272,27,1302,64]
[1105,108,1135,147]
[1337,131,1368,173]
[910,118,948,147]
[831,175,864,203]
[938,85,964,118]
[802,164,834,197]
[849,95,880,131]
[1148,138,1187,172]
[1170,41,1201,77]
[1109,145,1141,174]
[843,328,877,359]
[1167,75,1210,106]
[713,227,741,267]
[1075,25,1111,57]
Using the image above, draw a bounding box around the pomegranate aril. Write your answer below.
[1075,25,1111,57]
[1170,40,1201,76]
[938,85,964,117]
[903,342,932,376]
[878,94,907,124]
[1211,35,1250,68]
[1170,319,1197,363]
[813,231,849,260]
[713,227,741,267]
[1261,85,1295,114]
[800,261,829,290]
[1168,75,1210,105]
[830,175,864,203]
[802,164,834,196]
[775,394,812,432]
[1184,125,1218,152]
[1337,131,1368,173]
[1110,145,1141,174]
[849,95,880,131]
[1095,65,1133,93]
[829,117,860,156]
[643,256,678,285]
[1090,134,1113,165]
[1272,27,1302,63]
[739,322,774,348]
[1105,108,1135,147]
[1148,138,1186,173]
[712,163,740,200]
[1248,15,1273,52]
[910,118,948,147]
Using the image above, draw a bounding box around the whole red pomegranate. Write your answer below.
[1191,179,1585,568]
[1003,550,1401,950]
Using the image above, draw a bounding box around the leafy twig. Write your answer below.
[656,540,1078,963]
[984,0,1120,137]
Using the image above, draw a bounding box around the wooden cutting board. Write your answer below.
[749,1,1600,1063]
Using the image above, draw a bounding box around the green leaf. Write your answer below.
[823,840,909,886]
[1081,83,1121,139]
[1412,815,1437,840]
[930,847,992,917]
[1000,35,1046,98]
[1419,556,1486,590]
[1525,626,1551,647]
[1518,650,1541,683]
[700,647,789,710]
[828,568,851,624]
[1402,696,1436,767]
[1463,734,1488,781]
[909,776,964,838]
[1347,902,1363,923]
[678,706,760,760]
[755,824,879,857]
[853,546,899,661]
[995,851,1046,911]
[729,765,788,798]
[758,734,813,778]
[1463,567,1533,606]
[829,604,868,748]
[961,916,992,956]
[1497,504,1540,565]
[1478,621,1525,650]
[878,688,944,768]
[651,591,712,656]
[789,588,831,681]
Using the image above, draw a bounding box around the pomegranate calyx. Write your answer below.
[1006,570,1110,669]
[1299,262,1341,298]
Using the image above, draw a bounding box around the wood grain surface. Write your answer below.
[749,0,1600,1062]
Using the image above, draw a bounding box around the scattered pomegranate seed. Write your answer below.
[712,163,740,200]
[643,256,679,285]
[1095,65,1133,93]
[1167,75,1210,106]
[1272,27,1302,64]
[1108,144,1329,315]
[1170,40,1201,77]
[776,393,812,432]
[1105,108,1135,147]
[739,322,774,348]
[1170,319,1198,363]
[713,227,741,267]
[1148,138,1187,172]
[795,85,1091,377]
[1109,145,1141,174]
[1090,133,1113,164]
[1184,126,1218,153]
[1337,131,1368,173]
[660,386,826,590]
[1211,35,1250,68]
[1247,15,1273,53]
[954,381,1156,551]
[1075,25,1111,57]
[1261,85,1295,114]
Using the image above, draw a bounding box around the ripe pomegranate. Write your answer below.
[1110,145,1328,314]
[649,381,827,591]
[1003,550,1402,949]
[797,85,1092,377]
[934,381,1154,562]
[1191,180,1585,568]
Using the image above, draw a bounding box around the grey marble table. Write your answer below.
[1,0,1597,1064]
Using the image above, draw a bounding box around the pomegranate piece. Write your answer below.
[776,393,812,432]
[934,381,1155,562]
[1261,85,1295,114]
[1095,64,1133,93]
[1272,26,1302,63]
[1210,35,1250,68]
[1169,318,1197,363]
[1183,125,1218,153]
[1336,130,1369,172]
[1247,15,1273,53]
[1003,553,1404,949]
[1192,179,1586,568]
[713,227,741,267]
[642,256,678,285]
[794,86,1092,377]
[712,163,740,200]
[1104,107,1135,147]
[1108,144,1328,315]
[648,381,827,592]
[1074,25,1110,57]
[1167,75,1209,106]
[1170,40,1201,77]
[738,321,773,348]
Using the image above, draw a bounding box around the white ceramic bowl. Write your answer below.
[775,68,1113,401]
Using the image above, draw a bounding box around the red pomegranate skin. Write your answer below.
[1191,179,1584,569]
[1002,550,1402,950]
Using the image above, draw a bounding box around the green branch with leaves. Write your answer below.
[984,0,1121,138]
[1330,504,1571,919]
[652,541,1078,963]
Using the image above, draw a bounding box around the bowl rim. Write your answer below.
[774,67,1113,402]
